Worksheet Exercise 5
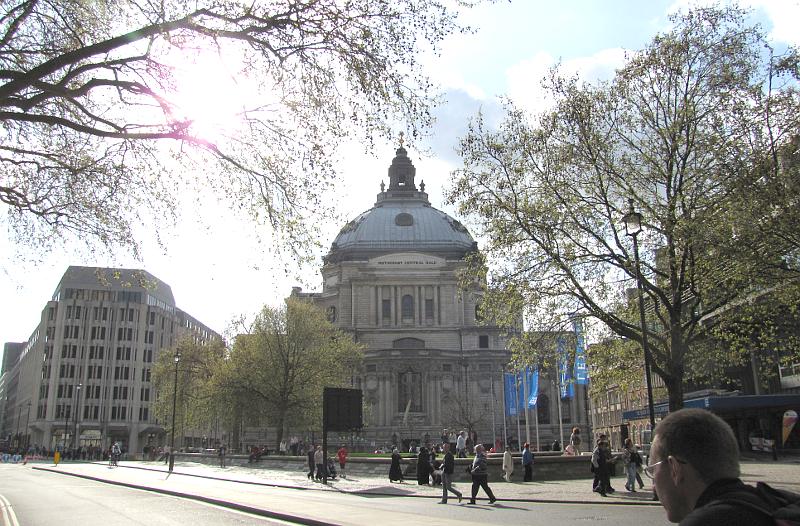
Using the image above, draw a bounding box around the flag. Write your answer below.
[573,317,588,385]
[558,336,574,399]
[527,367,539,408]
[504,372,518,416]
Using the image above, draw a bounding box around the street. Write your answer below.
[0,464,285,525]
[0,463,671,525]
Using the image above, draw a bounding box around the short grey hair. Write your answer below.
[653,408,740,483]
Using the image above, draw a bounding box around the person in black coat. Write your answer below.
[417,446,431,485]
[389,448,404,482]
[306,444,315,479]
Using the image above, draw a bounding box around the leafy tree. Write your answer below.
[152,335,227,448]
[446,6,800,410]
[0,0,471,259]
[216,297,362,448]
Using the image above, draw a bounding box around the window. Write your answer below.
[478,335,489,349]
[561,399,572,423]
[425,299,434,320]
[475,304,483,322]
[327,306,337,322]
[397,370,422,412]
[537,393,550,424]
[401,295,414,319]
[128,309,134,322]
[75,306,81,319]
[382,299,391,320]
[149,312,156,325]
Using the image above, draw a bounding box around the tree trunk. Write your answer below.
[665,374,684,412]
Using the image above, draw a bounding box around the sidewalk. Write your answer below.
[27,456,800,523]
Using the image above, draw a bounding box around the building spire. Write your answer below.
[387,140,416,191]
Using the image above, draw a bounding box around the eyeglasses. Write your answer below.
[643,456,686,479]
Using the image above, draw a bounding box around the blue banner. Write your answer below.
[504,372,518,416]
[527,367,539,408]
[558,337,574,399]
[573,318,588,385]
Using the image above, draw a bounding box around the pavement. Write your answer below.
[21,456,800,525]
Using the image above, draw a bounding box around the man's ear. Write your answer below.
[669,456,687,485]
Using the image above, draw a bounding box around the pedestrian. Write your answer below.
[279,439,287,456]
[337,445,348,479]
[307,444,316,479]
[417,446,431,485]
[570,427,582,455]
[551,439,561,452]
[456,431,467,458]
[468,444,496,504]
[522,442,534,482]
[438,443,463,504]
[389,448,404,483]
[648,408,800,525]
[622,438,636,492]
[502,448,514,482]
[314,445,324,481]
[633,444,645,489]
[591,439,613,496]
[218,444,226,468]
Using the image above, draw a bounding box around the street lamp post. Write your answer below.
[73,383,82,451]
[14,404,22,449]
[169,350,181,472]
[24,401,31,451]
[623,198,657,434]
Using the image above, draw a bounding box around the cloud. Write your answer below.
[667,0,800,46]
[506,48,628,116]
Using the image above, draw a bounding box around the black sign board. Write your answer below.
[323,387,363,431]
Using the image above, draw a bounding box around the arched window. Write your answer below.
[537,393,550,424]
[475,303,483,323]
[401,294,414,320]
[327,306,336,322]
[398,370,422,412]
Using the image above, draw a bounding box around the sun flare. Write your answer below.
[166,48,255,144]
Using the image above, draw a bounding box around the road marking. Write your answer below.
[0,494,20,526]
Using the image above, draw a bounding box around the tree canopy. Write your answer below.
[0,0,471,259]
[446,6,800,410]
[218,297,362,447]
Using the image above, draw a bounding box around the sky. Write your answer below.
[1,0,798,363]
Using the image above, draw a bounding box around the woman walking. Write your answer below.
[389,448,404,482]
[570,427,582,455]
[468,444,497,504]
[502,448,514,482]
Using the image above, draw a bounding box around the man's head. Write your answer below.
[442,442,450,453]
[649,409,740,523]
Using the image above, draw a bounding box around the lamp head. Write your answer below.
[174,350,182,363]
[622,198,642,237]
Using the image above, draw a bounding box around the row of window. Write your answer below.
[54,403,149,422]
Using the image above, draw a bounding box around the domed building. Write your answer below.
[293,145,590,450]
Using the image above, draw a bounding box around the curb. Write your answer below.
[32,466,337,526]
[34,462,663,507]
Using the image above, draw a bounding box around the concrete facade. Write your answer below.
[0,266,219,453]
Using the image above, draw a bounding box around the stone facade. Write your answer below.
[294,147,591,450]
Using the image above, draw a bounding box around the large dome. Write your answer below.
[324,147,476,263]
